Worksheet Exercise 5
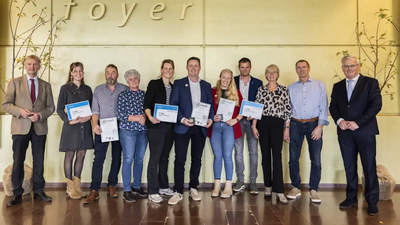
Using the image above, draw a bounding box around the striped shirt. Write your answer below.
[165,85,172,105]
[92,83,128,119]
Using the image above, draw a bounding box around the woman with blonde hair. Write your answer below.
[208,69,243,198]
[252,64,291,203]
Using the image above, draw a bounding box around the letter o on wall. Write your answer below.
[89,3,106,20]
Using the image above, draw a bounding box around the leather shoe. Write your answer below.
[339,199,358,209]
[7,195,22,207]
[367,204,378,216]
[34,191,52,202]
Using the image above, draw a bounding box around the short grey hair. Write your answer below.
[341,55,360,65]
[124,69,141,82]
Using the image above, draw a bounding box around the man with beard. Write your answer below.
[84,64,128,204]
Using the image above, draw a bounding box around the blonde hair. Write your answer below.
[265,64,280,81]
[216,69,239,105]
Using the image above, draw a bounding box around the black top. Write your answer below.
[57,83,94,151]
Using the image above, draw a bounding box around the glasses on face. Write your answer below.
[342,64,359,69]
[296,66,308,70]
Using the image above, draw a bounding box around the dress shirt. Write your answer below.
[288,78,329,126]
[239,76,251,101]
[188,76,201,108]
[92,82,128,119]
[336,74,360,125]
[26,74,38,99]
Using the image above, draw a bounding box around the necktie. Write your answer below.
[347,80,354,101]
[30,79,36,103]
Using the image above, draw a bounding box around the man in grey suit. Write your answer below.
[2,55,55,207]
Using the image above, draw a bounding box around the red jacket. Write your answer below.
[208,87,243,139]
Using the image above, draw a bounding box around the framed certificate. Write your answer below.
[216,98,235,122]
[239,100,263,120]
[191,102,211,127]
[153,104,178,123]
[65,100,92,121]
[100,117,119,142]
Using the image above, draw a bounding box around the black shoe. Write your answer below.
[132,187,148,197]
[123,191,137,203]
[367,204,378,216]
[339,199,358,209]
[7,195,22,207]
[34,191,52,202]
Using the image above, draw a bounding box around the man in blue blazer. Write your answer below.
[168,57,214,205]
[329,55,382,216]
[233,58,263,194]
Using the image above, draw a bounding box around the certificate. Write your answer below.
[239,100,263,120]
[216,98,235,122]
[100,117,119,142]
[65,100,92,121]
[191,102,211,127]
[153,104,178,123]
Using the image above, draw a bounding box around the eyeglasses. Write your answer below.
[296,66,308,69]
[342,64,359,69]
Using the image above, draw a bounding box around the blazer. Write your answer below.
[234,75,263,102]
[207,87,243,139]
[143,78,173,129]
[2,75,55,135]
[170,76,214,136]
[329,74,382,137]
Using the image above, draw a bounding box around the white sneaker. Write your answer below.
[287,187,301,199]
[148,194,163,203]
[309,190,322,203]
[189,188,201,201]
[159,188,174,196]
[168,192,183,205]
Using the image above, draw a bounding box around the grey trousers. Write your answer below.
[234,119,258,182]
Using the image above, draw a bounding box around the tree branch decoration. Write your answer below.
[335,9,400,100]
[9,0,66,80]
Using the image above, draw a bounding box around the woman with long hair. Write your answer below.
[144,59,175,203]
[57,62,93,199]
[208,69,243,198]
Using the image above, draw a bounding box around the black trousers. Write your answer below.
[147,123,174,194]
[338,134,379,204]
[257,116,284,193]
[12,125,47,195]
[173,126,206,194]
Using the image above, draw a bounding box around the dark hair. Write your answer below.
[105,64,118,74]
[186,57,201,66]
[238,57,251,67]
[295,59,310,68]
[161,59,175,69]
[67,62,85,84]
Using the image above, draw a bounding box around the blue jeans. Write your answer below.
[210,122,235,181]
[120,129,148,191]
[234,119,258,182]
[289,120,322,191]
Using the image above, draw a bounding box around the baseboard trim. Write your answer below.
[1,182,399,190]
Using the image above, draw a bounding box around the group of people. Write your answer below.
[2,54,381,216]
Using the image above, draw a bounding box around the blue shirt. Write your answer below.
[288,78,329,126]
[117,89,146,131]
[92,83,128,119]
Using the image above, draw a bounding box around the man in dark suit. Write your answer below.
[329,55,382,216]
[2,55,55,206]
[233,58,263,194]
[168,56,214,205]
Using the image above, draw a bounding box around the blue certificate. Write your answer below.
[65,100,92,121]
[239,100,263,120]
[153,104,178,123]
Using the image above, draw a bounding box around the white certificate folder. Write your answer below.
[65,100,92,121]
[239,100,263,120]
[153,104,178,123]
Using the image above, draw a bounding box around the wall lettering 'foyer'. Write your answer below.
[63,0,193,27]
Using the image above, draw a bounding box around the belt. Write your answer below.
[291,117,318,123]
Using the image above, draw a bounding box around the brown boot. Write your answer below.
[108,186,118,198]
[83,190,99,204]
[66,178,81,200]
[73,176,87,198]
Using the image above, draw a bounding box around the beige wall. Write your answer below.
[0,0,399,186]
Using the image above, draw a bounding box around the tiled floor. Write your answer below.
[0,188,399,225]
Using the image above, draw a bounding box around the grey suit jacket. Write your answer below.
[2,75,55,135]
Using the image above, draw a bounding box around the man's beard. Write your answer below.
[107,77,116,85]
